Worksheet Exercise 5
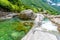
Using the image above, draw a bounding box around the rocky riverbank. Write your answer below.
[0,9,36,21]
[0,11,18,21]
[0,9,60,25]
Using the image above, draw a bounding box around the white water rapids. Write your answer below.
[21,14,60,40]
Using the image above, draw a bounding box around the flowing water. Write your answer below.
[42,18,60,40]
[22,14,60,40]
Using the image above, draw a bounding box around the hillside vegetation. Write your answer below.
[0,0,39,13]
[0,0,60,15]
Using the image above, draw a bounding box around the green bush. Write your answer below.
[0,0,19,12]
[0,0,38,12]
[0,0,59,15]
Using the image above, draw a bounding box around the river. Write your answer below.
[21,14,60,40]
[42,18,60,40]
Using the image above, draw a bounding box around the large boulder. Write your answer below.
[18,9,36,20]
[21,28,58,40]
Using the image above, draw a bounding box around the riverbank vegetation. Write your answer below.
[0,0,38,13]
[0,17,34,40]
[0,0,60,15]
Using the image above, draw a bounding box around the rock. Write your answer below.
[22,30,58,40]
[23,22,34,27]
[0,11,8,17]
[18,9,36,20]
[0,12,18,21]
[34,13,44,27]
[51,18,60,25]
[23,22,29,26]
[6,13,18,18]
[57,28,60,32]
[50,18,60,32]
[30,31,58,40]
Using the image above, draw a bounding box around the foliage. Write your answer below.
[21,0,60,15]
[15,22,33,33]
[0,0,39,13]
[0,0,20,12]
[0,0,59,15]
[0,18,33,40]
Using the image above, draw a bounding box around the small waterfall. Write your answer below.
[34,14,44,27]
[41,19,58,32]
[21,14,45,40]
[21,14,60,40]
[34,14,58,32]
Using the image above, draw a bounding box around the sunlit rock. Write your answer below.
[57,28,60,32]
[51,18,60,24]
[18,9,36,20]
[23,22,34,27]
[0,13,17,21]
[28,31,57,40]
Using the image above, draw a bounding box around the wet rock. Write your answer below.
[22,29,58,40]
[0,12,17,21]
[51,18,60,24]
[0,11,8,17]
[23,22,34,27]
[57,28,60,32]
[30,31,58,40]
[18,9,36,20]
[6,13,18,18]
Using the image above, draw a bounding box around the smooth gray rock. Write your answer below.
[21,29,58,40]
[19,9,36,20]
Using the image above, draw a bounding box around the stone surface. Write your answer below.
[21,30,58,40]
[19,9,36,20]
[0,13,17,21]
[29,31,57,40]
[51,18,60,24]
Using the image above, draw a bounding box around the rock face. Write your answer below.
[29,31,57,40]
[50,18,60,25]
[0,12,17,21]
[50,18,60,32]
[19,9,36,20]
[0,11,8,17]
[21,29,58,40]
